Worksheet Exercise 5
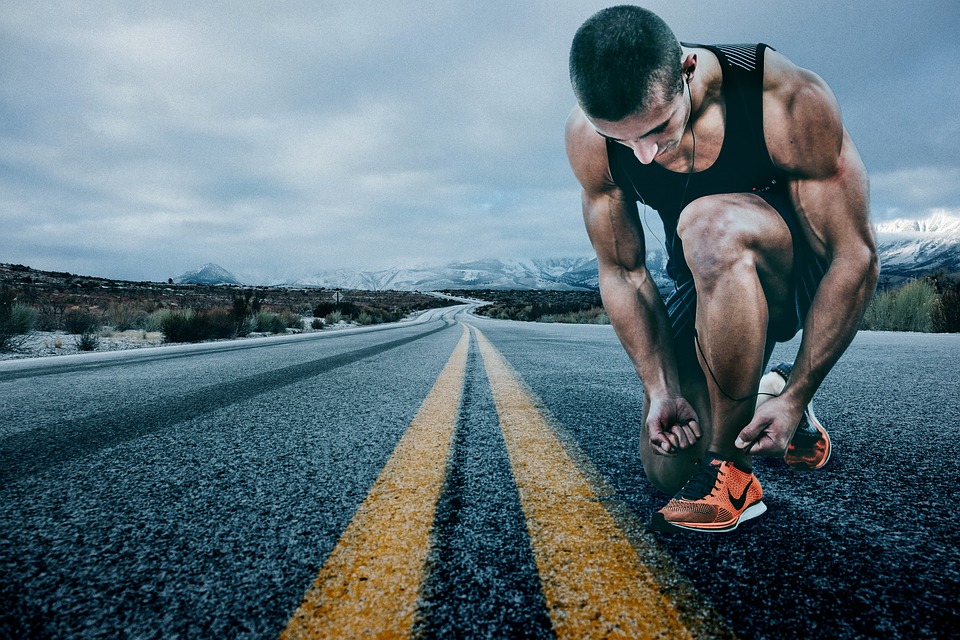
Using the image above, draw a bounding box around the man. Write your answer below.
[565,5,878,532]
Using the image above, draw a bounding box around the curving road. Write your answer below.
[1,306,958,638]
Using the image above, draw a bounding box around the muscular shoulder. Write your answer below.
[565,106,619,195]
[762,49,843,179]
[565,106,644,268]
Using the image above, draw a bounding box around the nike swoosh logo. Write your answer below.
[728,479,753,511]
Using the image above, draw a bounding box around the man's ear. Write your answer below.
[681,52,698,83]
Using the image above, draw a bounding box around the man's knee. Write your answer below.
[677,197,757,285]
[639,439,701,496]
[677,194,792,289]
[677,195,743,243]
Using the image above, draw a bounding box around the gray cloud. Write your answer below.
[1,1,957,281]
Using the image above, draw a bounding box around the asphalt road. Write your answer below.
[1,306,958,639]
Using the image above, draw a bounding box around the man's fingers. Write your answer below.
[735,420,788,457]
[664,431,681,450]
[650,436,677,456]
[648,426,680,456]
[743,437,778,457]
[651,422,700,455]
[674,423,699,449]
[739,437,761,455]
[735,417,764,450]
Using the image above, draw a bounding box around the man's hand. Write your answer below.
[646,396,701,456]
[735,394,804,456]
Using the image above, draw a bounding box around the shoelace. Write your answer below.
[677,460,723,501]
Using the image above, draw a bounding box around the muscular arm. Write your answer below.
[583,181,678,397]
[737,52,879,455]
[565,108,700,455]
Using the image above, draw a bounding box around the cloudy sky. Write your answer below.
[2,1,958,282]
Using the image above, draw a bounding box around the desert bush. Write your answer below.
[314,301,337,318]
[6,304,38,334]
[231,290,252,321]
[315,301,359,319]
[231,290,263,336]
[160,308,237,343]
[324,310,343,325]
[539,307,611,324]
[160,310,198,343]
[929,273,960,333]
[368,306,401,323]
[106,302,144,331]
[311,318,324,329]
[75,331,100,351]
[34,304,65,331]
[280,310,302,329]
[863,278,939,332]
[934,286,960,333]
[466,290,606,324]
[64,307,100,334]
[357,311,374,325]
[1,290,38,351]
[252,310,287,334]
[203,309,237,338]
[236,316,255,337]
[141,310,167,333]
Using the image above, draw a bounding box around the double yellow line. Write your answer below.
[282,324,731,639]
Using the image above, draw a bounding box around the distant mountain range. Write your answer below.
[177,212,960,290]
[287,256,661,292]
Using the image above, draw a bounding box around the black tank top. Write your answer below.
[606,43,789,282]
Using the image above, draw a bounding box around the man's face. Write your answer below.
[588,83,688,165]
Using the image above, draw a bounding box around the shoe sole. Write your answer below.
[785,405,832,471]
[649,501,767,534]
[760,365,832,471]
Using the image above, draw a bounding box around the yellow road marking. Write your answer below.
[281,326,470,640]
[472,325,697,639]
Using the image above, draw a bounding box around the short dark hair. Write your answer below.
[569,5,683,121]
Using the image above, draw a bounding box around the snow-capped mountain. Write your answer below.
[875,211,960,281]
[294,210,960,291]
[175,263,241,285]
[875,211,960,237]
[291,253,670,292]
[293,258,602,291]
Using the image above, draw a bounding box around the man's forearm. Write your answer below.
[599,264,681,398]
[781,127,878,410]
[785,247,879,408]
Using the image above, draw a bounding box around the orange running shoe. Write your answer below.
[758,363,832,471]
[649,454,766,533]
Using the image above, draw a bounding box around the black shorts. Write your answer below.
[664,190,828,349]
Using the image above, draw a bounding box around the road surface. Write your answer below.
[2,305,958,638]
